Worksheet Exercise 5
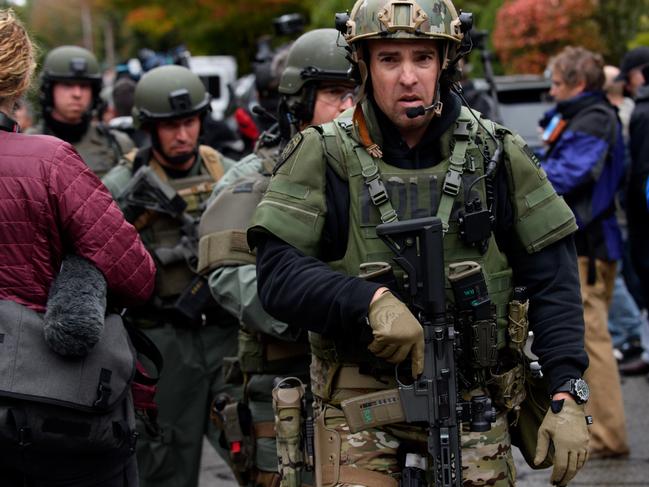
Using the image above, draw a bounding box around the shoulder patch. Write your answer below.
[522,144,541,168]
[233,181,255,194]
[274,132,303,174]
[511,133,541,168]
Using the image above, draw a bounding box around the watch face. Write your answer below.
[574,379,590,402]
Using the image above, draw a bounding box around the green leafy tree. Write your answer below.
[104,0,307,71]
[593,0,649,62]
[493,0,602,74]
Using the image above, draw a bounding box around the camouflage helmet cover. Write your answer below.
[132,65,210,126]
[279,28,354,96]
[344,0,463,46]
[42,45,102,82]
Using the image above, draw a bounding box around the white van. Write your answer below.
[188,55,237,121]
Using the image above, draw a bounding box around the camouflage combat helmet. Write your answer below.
[132,65,210,128]
[335,0,472,92]
[40,45,103,111]
[278,28,356,123]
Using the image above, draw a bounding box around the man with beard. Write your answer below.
[247,1,591,486]
[102,65,239,487]
[29,45,133,177]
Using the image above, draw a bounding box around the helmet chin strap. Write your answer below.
[430,41,452,118]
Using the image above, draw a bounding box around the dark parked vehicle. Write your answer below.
[470,74,553,154]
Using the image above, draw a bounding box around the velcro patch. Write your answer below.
[522,144,541,168]
[233,181,254,194]
[273,132,304,174]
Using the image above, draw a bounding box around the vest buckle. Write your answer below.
[366,175,390,206]
[442,169,462,197]
[454,120,472,140]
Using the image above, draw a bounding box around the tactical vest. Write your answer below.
[75,123,133,178]
[198,151,310,375]
[133,146,224,300]
[30,121,133,178]
[309,108,513,386]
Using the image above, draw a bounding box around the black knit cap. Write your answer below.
[616,46,649,81]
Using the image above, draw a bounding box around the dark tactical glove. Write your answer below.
[534,398,590,486]
[367,291,424,378]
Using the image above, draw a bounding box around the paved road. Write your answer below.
[199,374,649,486]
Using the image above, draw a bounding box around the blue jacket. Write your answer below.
[541,92,625,261]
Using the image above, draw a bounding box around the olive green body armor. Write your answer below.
[310,108,514,387]
[250,99,577,401]
[199,149,311,376]
[29,121,133,178]
[136,147,223,304]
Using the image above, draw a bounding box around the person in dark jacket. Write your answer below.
[0,9,156,486]
[541,46,628,458]
[616,47,649,376]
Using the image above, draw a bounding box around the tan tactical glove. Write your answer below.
[534,398,590,486]
[367,291,424,378]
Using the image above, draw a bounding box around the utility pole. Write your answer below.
[81,0,93,52]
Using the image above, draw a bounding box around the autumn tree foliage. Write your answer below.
[493,0,603,74]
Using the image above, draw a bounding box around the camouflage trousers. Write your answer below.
[314,401,515,487]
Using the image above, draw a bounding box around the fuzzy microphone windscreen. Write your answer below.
[43,255,107,357]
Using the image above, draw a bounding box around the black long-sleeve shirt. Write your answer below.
[253,95,588,393]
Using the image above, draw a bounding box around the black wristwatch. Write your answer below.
[554,378,590,404]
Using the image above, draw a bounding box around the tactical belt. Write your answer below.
[321,465,397,487]
[265,340,310,362]
[253,421,276,439]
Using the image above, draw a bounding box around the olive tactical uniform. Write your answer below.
[31,119,133,177]
[198,29,355,487]
[102,65,239,487]
[247,1,588,486]
[28,46,133,177]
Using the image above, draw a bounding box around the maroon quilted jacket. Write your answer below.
[0,130,156,312]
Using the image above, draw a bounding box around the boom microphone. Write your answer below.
[406,103,437,119]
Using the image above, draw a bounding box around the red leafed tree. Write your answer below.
[493,0,604,74]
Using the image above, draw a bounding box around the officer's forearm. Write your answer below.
[509,235,588,392]
[208,264,299,340]
[256,232,381,335]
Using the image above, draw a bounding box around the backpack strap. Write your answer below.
[125,321,164,386]
[321,115,399,224]
[199,145,225,182]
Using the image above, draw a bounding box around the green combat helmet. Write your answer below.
[40,45,103,112]
[132,64,211,129]
[278,28,355,124]
[335,0,473,102]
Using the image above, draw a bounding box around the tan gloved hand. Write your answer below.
[534,398,590,486]
[367,291,424,378]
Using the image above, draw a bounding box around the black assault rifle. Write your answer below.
[117,166,214,322]
[375,217,495,487]
[117,165,197,266]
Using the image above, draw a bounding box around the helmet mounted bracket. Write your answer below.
[168,89,193,113]
[378,1,428,33]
